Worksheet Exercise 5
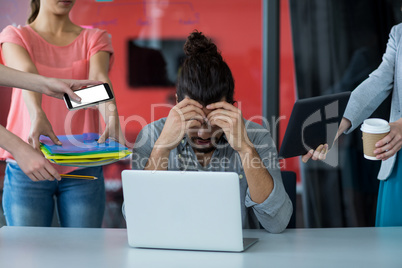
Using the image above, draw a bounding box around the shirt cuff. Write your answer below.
[244,179,286,217]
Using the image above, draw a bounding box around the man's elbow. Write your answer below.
[261,200,293,233]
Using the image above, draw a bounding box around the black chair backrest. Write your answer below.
[281,171,297,228]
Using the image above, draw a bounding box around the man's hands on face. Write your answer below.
[206,101,252,154]
[156,98,206,152]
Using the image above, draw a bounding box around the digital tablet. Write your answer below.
[279,91,351,159]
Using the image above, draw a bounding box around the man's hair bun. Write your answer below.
[177,30,234,106]
[183,30,221,60]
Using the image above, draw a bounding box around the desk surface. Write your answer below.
[0,226,401,268]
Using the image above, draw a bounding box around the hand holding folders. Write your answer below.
[40,133,131,168]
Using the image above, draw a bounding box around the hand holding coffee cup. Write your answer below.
[361,119,390,160]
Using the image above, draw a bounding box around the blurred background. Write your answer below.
[0,0,401,228]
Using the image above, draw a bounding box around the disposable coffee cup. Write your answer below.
[360,118,390,160]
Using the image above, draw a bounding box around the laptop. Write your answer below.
[121,170,258,252]
[279,91,351,158]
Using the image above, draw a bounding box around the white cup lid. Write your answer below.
[360,118,390,134]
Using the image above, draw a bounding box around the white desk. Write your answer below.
[0,226,401,268]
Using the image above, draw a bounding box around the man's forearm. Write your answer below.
[239,146,274,204]
[144,146,171,170]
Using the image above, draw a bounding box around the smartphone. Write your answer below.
[63,83,114,110]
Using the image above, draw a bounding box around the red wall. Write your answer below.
[71,0,263,147]
[0,0,300,180]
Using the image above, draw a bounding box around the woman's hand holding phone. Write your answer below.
[63,83,114,110]
[43,78,102,101]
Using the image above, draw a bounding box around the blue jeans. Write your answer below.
[2,162,105,227]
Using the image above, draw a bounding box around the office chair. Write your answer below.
[281,171,297,228]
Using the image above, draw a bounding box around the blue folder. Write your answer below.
[40,133,128,155]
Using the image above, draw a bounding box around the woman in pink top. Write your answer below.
[0,0,124,227]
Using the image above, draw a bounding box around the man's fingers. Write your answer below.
[184,113,205,124]
[207,109,238,120]
[180,106,206,119]
[208,115,225,128]
[176,98,203,109]
[186,119,202,129]
[206,101,237,112]
[209,118,231,134]
[208,116,229,128]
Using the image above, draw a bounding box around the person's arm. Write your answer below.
[342,26,397,134]
[143,98,205,170]
[131,123,162,170]
[206,102,273,203]
[2,42,61,150]
[238,146,274,203]
[302,25,399,163]
[87,51,125,145]
[206,102,292,233]
[0,63,100,101]
[245,130,293,233]
[0,125,60,181]
[302,117,351,162]
[145,145,171,170]
[2,42,62,150]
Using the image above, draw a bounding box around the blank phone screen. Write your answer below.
[71,84,110,108]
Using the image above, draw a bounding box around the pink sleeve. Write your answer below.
[0,26,31,54]
[88,29,114,71]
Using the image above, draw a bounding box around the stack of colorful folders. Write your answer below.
[40,133,131,167]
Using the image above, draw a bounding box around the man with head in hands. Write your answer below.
[132,31,292,233]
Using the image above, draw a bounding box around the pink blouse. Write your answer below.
[0,25,114,174]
